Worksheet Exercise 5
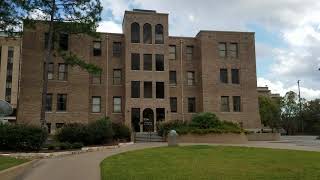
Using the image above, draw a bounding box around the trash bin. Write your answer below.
[168,130,178,146]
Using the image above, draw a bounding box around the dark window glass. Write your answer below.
[155,24,164,44]
[113,42,121,57]
[113,96,122,113]
[156,108,165,122]
[143,54,152,71]
[170,97,177,113]
[92,96,101,113]
[131,22,140,43]
[47,63,54,80]
[131,53,140,70]
[169,71,177,85]
[219,42,227,58]
[91,73,101,84]
[131,108,140,132]
[155,54,164,71]
[186,46,193,61]
[221,96,230,112]
[144,81,152,98]
[113,69,121,85]
[230,43,238,58]
[47,123,51,134]
[59,33,68,51]
[44,32,55,49]
[143,23,152,44]
[46,94,52,111]
[156,82,164,99]
[220,69,228,83]
[93,41,101,56]
[232,69,240,84]
[58,64,68,81]
[5,47,13,103]
[57,94,67,111]
[188,97,196,113]
[187,71,195,85]
[233,96,241,112]
[169,45,176,60]
[131,81,140,98]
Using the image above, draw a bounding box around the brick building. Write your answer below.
[17,9,261,133]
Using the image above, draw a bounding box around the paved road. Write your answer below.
[20,136,320,180]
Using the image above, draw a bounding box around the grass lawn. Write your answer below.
[0,156,28,171]
[101,145,320,180]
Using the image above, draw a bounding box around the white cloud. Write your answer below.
[97,21,122,33]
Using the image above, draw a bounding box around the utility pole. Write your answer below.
[297,80,303,133]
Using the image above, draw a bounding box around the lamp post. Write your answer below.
[297,80,303,133]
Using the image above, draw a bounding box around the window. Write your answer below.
[56,123,65,129]
[156,108,165,122]
[144,81,152,98]
[47,123,51,134]
[170,97,177,112]
[59,33,69,51]
[48,63,54,80]
[143,54,152,71]
[231,69,240,84]
[44,32,54,49]
[220,69,228,83]
[131,53,140,70]
[113,97,122,113]
[187,71,195,85]
[186,46,193,61]
[131,108,140,132]
[113,42,121,57]
[221,96,230,112]
[93,41,101,56]
[155,24,164,44]
[143,23,152,44]
[92,96,101,113]
[91,73,101,84]
[169,71,177,85]
[5,47,13,103]
[233,96,241,112]
[155,54,164,71]
[58,64,67,81]
[230,43,238,58]
[46,94,52,111]
[169,45,176,60]
[188,97,196,113]
[57,94,67,111]
[113,69,121,85]
[218,42,227,58]
[131,22,140,43]
[156,82,164,99]
[131,81,140,98]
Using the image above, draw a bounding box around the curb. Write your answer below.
[0,159,38,180]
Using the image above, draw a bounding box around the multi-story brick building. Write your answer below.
[17,9,261,133]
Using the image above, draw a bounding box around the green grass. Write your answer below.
[101,145,320,180]
[0,156,28,171]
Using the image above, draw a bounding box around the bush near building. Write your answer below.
[158,112,243,136]
[112,123,131,142]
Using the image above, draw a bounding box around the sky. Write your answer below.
[97,0,320,100]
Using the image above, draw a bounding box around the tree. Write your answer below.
[303,99,320,134]
[1,0,103,128]
[0,0,21,34]
[280,91,300,135]
[258,96,281,132]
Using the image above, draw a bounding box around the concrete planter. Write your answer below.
[177,133,248,144]
[246,133,280,141]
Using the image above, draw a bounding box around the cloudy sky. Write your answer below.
[97,0,320,100]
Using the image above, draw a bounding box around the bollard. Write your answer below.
[167,130,178,146]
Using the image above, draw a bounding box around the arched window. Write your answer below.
[131,22,140,43]
[155,24,164,44]
[143,23,152,44]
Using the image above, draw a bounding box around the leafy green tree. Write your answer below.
[258,96,281,132]
[280,91,300,135]
[303,99,320,134]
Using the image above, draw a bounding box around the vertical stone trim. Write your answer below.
[180,40,184,121]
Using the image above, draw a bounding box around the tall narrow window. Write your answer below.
[113,69,121,85]
[221,96,230,112]
[186,46,193,61]
[169,45,176,60]
[156,108,165,122]
[113,97,122,113]
[93,41,101,56]
[92,96,101,113]
[155,54,164,71]
[143,54,152,71]
[231,69,240,84]
[187,71,195,85]
[91,73,101,84]
[220,69,228,83]
[156,82,164,99]
[155,24,164,44]
[218,42,227,58]
[131,81,140,98]
[44,32,54,49]
[131,53,140,70]
[143,23,152,44]
[230,43,238,58]
[58,64,67,81]
[233,96,241,112]
[113,42,121,57]
[47,63,54,80]
[169,71,177,85]
[144,81,152,98]
[131,22,140,43]
[57,94,67,111]
[188,97,196,113]
[5,47,14,103]
[46,94,52,111]
[59,33,69,51]
[170,97,177,113]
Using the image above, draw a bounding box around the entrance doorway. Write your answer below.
[131,108,140,132]
[143,108,154,132]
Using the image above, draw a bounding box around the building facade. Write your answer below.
[17,9,261,133]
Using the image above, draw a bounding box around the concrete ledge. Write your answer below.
[0,159,37,180]
[178,133,248,144]
[247,133,280,141]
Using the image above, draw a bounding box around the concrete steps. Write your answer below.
[134,132,165,142]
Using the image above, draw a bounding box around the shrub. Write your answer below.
[190,112,221,129]
[47,143,57,150]
[55,123,87,144]
[59,142,72,150]
[72,142,84,149]
[0,123,48,151]
[112,123,131,141]
[157,120,189,136]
